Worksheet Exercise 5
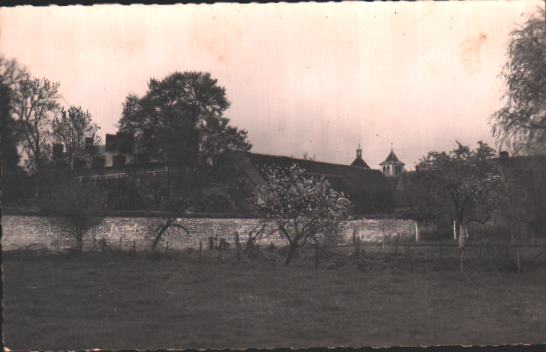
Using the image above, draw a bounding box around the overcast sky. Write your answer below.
[1,1,543,169]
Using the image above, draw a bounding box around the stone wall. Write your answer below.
[1,215,417,252]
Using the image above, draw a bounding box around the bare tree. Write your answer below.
[51,106,101,168]
[12,76,60,172]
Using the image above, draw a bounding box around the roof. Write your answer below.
[380,149,404,165]
[227,151,392,197]
[351,157,370,168]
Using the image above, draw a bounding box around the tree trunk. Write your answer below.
[285,242,299,265]
[75,231,83,254]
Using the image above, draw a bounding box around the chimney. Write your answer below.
[105,134,117,152]
[356,143,362,159]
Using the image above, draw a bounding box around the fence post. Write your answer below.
[459,248,464,273]
[209,236,214,250]
[132,240,136,255]
[357,236,361,262]
[235,232,241,264]
[199,240,203,263]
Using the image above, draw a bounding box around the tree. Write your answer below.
[0,82,30,205]
[44,178,106,253]
[0,55,28,89]
[252,164,351,265]
[497,156,546,238]
[400,142,501,240]
[118,72,251,172]
[491,9,546,154]
[11,76,60,172]
[51,106,100,168]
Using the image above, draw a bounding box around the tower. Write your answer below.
[380,145,404,177]
[350,143,370,168]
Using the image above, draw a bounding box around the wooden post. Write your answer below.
[209,236,214,250]
[235,232,241,264]
[119,237,123,250]
[132,240,136,254]
[199,240,203,263]
[415,221,420,242]
[459,248,464,273]
[356,236,360,262]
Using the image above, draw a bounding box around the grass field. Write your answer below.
[3,251,546,350]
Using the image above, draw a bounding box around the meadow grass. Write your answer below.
[3,250,546,350]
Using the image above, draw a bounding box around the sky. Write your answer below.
[1,1,543,169]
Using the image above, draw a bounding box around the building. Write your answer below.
[68,135,395,213]
[350,144,370,168]
[380,147,405,177]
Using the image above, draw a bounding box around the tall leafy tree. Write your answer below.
[0,82,30,205]
[118,71,251,170]
[51,106,100,168]
[0,55,28,90]
[491,9,546,154]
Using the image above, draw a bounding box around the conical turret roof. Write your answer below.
[380,149,404,165]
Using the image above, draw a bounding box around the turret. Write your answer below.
[380,145,404,177]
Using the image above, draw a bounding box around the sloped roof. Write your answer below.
[351,157,370,169]
[380,149,404,165]
[227,151,392,197]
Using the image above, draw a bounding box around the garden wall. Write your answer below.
[1,215,417,252]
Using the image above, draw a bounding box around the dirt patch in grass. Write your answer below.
[3,251,546,350]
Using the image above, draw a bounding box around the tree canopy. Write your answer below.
[253,164,351,265]
[491,9,546,154]
[118,71,251,171]
[51,106,100,168]
[400,142,501,238]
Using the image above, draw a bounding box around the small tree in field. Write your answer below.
[252,164,351,265]
[400,141,501,241]
[44,177,106,253]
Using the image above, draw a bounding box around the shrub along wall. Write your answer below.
[2,214,417,252]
